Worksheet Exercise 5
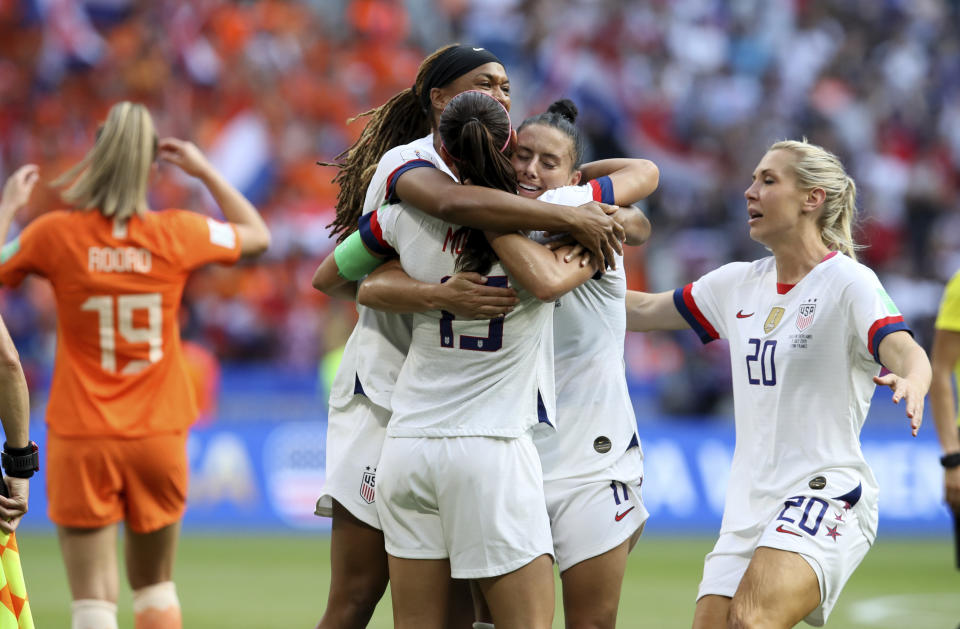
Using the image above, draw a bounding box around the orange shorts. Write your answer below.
[47,431,188,533]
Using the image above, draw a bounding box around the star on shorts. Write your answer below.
[825,524,841,541]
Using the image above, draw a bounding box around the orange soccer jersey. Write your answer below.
[0,209,241,438]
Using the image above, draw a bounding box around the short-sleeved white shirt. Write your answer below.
[527,180,642,480]
[675,252,910,542]
[329,135,453,411]
[359,200,557,438]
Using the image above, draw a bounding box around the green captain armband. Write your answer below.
[334,231,385,281]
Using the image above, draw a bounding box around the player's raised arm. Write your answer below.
[158,138,271,257]
[394,167,624,266]
[0,164,40,246]
[625,290,689,332]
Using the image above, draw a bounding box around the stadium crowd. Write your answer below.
[0,0,957,418]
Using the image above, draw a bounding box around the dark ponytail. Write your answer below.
[437,91,515,275]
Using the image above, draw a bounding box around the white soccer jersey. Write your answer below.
[328,135,455,411]
[528,180,642,480]
[359,202,557,438]
[677,252,910,542]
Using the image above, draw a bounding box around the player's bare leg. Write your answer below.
[727,547,820,629]
[691,595,730,629]
[560,538,630,629]
[125,521,179,589]
[387,555,451,629]
[126,521,182,629]
[316,501,389,629]
[58,523,120,601]
[475,554,554,629]
[59,524,121,628]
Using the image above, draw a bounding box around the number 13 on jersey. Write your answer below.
[81,293,163,374]
[439,275,507,352]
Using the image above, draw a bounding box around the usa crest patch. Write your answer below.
[360,467,376,504]
[796,301,817,331]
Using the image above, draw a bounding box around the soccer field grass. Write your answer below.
[17,532,959,628]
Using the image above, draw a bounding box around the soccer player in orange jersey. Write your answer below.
[0,102,270,629]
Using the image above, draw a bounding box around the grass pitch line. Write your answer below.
[845,593,959,627]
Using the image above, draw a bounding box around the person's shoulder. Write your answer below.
[380,136,440,169]
[29,208,73,227]
[537,184,592,206]
[827,253,881,286]
[710,258,768,282]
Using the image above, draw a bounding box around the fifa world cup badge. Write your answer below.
[764,307,785,334]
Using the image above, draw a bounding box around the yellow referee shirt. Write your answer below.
[935,270,960,427]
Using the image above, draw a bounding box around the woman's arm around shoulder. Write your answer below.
[485,231,599,302]
[579,158,659,208]
[394,167,624,266]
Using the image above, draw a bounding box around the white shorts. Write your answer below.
[314,395,389,529]
[544,446,648,572]
[698,476,874,626]
[376,433,554,579]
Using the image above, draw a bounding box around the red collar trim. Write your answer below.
[777,251,838,294]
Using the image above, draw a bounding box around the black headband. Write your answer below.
[418,45,503,114]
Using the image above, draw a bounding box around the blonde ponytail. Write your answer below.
[53,101,156,223]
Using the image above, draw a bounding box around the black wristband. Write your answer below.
[2,441,39,479]
[941,452,960,469]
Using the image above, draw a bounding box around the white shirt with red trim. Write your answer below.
[329,134,455,411]
[673,252,909,542]
[360,201,556,438]
[529,183,641,480]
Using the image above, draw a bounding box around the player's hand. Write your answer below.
[945,467,960,514]
[437,272,517,319]
[873,373,925,436]
[0,477,28,534]
[0,165,40,215]
[568,202,624,270]
[546,240,593,268]
[157,138,213,178]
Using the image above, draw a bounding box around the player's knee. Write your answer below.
[565,616,617,629]
[726,601,768,629]
[335,577,388,623]
[132,581,181,629]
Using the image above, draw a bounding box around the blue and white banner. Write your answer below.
[20,420,953,535]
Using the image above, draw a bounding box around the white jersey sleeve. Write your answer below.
[841,267,910,364]
[361,135,452,216]
[674,262,755,342]
[329,135,453,411]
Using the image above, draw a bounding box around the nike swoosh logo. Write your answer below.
[775,524,802,537]
[615,507,635,522]
[736,310,754,318]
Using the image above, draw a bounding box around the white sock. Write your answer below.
[132,581,179,614]
[71,599,118,629]
[473,623,496,629]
